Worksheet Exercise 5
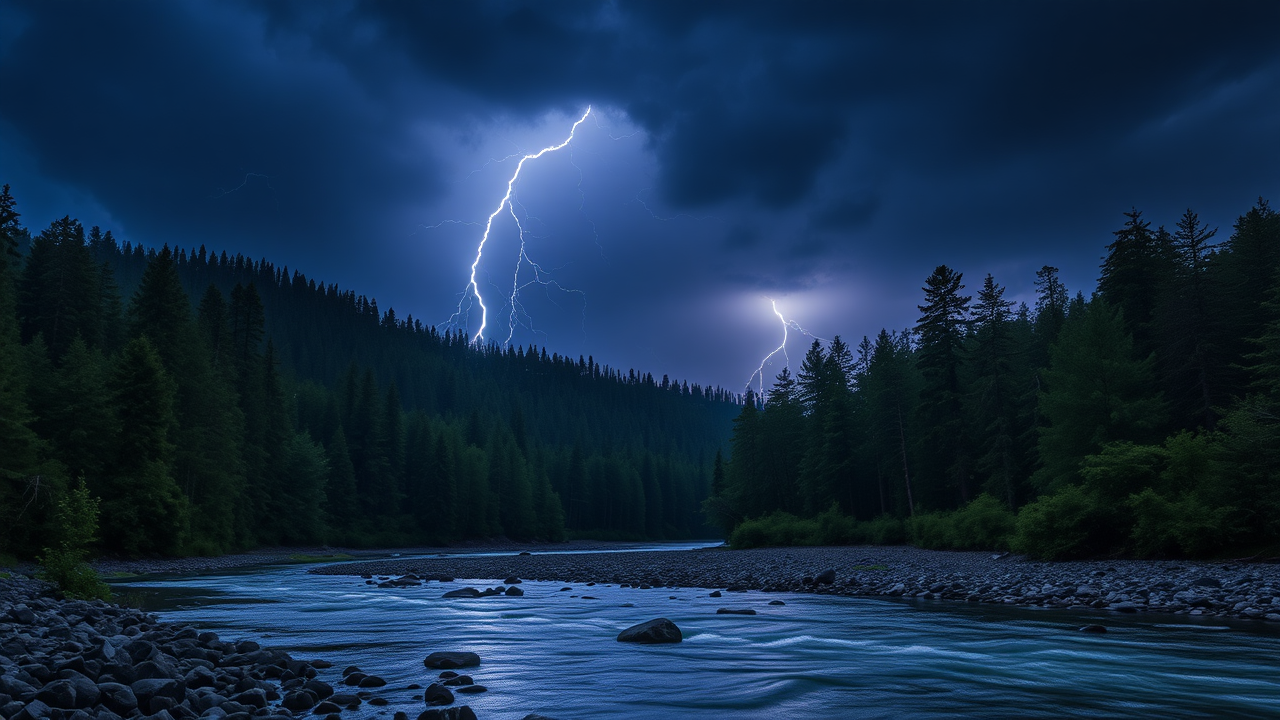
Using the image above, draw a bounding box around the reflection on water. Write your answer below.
[112,550,1280,719]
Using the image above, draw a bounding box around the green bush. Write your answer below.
[1128,488,1238,558]
[728,506,908,549]
[905,511,954,549]
[904,495,1015,551]
[37,480,111,601]
[1011,484,1125,560]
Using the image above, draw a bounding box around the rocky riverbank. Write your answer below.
[0,576,549,720]
[311,545,1280,624]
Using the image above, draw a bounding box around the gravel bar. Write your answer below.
[311,545,1280,623]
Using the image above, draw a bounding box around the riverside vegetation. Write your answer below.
[706,201,1280,560]
[0,183,739,574]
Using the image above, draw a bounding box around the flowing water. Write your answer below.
[111,546,1280,719]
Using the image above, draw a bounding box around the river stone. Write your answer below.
[616,618,682,644]
[442,588,481,599]
[304,679,333,699]
[441,676,472,687]
[815,569,836,585]
[1191,577,1222,588]
[417,707,477,720]
[708,591,722,598]
[314,701,341,715]
[504,577,522,584]
[130,678,183,708]
[36,679,79,710]
[521,716,560,720]
[505,587,524,597]
[358,675,387,688]
[423,683,454,706]
[424,652,480,670]
[329,693,359,706]
[716,608,757,615]
[768,600,786,606]
[1078,625,1107,633]
[12,699,54,720]
[96,683,137,714]
[455,685,486,695]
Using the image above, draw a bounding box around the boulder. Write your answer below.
[417,707,477,720]
[504,577,522,584]
[441,589,481,599]
[616,618,682,644]
[130,678,183,708]
[708,591,722,598]
[455,685,486,695]
[357,676,386,688]
[815,569,836,585]
[423,652,480,670]
[716,608,757,615]
[303,679,333,700]
[35,680,79,710]
[505,587,524,597]
[423,683,454,706]
[96,683,137,715]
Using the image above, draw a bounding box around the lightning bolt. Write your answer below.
[446,106,593,344]
[748,298,823,397]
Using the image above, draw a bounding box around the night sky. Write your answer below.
[2,1,1278,391]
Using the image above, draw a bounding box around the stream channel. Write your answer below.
[110,544,1280,719]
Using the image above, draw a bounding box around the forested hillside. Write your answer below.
[710,201,1280,559]
[0,185,739,558]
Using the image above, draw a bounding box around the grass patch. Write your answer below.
[285,553,354,564]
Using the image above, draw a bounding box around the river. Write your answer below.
[110,545,1280,719]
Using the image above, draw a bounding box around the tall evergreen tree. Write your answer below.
[915,265,972,505]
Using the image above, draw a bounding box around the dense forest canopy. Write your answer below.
[0,184,740,559]
[709,200,1280,560]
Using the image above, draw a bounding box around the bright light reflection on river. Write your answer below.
[112,547,1280,719]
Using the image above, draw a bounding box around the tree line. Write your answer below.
[708,200,1280,559]
[0,184,740,559]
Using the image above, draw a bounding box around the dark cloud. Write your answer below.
[2,0,1279,386]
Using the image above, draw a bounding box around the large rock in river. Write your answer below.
[424,652,481,669]
[616,618,682,644]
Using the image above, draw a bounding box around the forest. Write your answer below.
[0,184,741,561]
[707,200,1280,560]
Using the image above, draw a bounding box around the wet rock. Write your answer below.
[281,690,316,711]
[441,676,472,687]
[708,591,722,598]
[313,701,341,714]
[417,707,477,720]
[716,608,757,615]
[12,699,54,720]
[340,667,361,678]
[357,676,386,688]
[504,577,522,584]
[328,693,359,707]
[505,587,524,597]
[369,697,389,706]
[424,652,480,670]
[441,588,481,599]
[303,679,333,700]
[1078,625,1107,633]
[342,672,367,687]
[616,618,682,644]
[768,600,786,606]
[1191,577,1222,589]
[36,679,79,710]
[455,685,486,695]
[423,683,454,706]
[815,569,836,585]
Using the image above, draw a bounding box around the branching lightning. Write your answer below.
[748,298,823,397]
[445,106,593,344]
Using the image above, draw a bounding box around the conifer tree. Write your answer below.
[915,265,972,505]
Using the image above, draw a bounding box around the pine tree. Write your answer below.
[102,337,188,555]
[1033,300,1165,491]
[1098,209,1175,357]
[967,274,1022,507]
[915,265,972,505]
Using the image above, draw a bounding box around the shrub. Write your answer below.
[949,494,1016,550]
[38,480,111,601]
[1128,488,1238,558]
[1011,484,1125,560]
[905,511,954,549]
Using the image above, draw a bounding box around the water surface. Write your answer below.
[112,547,1280,719]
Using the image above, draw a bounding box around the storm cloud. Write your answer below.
[2,0,1278,387]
